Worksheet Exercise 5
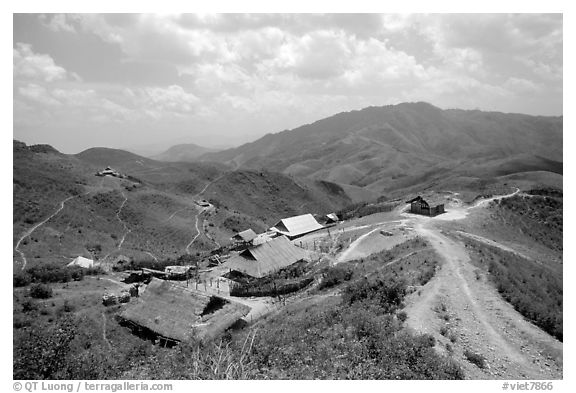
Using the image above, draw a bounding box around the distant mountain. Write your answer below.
[76,147,158,168]
[201,102,562,193]
[152,143,219,162]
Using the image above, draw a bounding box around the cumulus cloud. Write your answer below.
[12,13,562,152]
[13,43,70,82]
[39,14,77,33]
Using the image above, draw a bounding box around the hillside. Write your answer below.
[14,141,369,267]
[152,143,219,162]
[201,103,562,193]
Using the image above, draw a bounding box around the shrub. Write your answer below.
[30,283,53,299]
[14,271,32,287]
[26,263,82,284]
[343,276,407,314]
[464,350,486,369]
[397,311,408,323]
[318,265,353,289]
[21,300,38,313]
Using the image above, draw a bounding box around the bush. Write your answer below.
[464,350,486,369]
[318,265,353,289]
[14,271,32,287]
[26,263,82,284]
[56,301,75,316]
[343,276,407,314]
[30,283,53,299]
[230,277,313,297]
[397,311,408,323]
[21,300,38,313]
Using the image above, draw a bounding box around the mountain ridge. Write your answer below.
[200,102,562,192]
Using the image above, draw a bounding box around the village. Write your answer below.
[68,172,447,348]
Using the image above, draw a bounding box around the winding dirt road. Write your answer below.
[401,201,562,379]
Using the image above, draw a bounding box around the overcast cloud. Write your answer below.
[13,13,562,154]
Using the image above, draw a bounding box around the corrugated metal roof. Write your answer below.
[224,236,310,278]
[232,228,257,242]
[270,213,324,238]
[67,256,94,268]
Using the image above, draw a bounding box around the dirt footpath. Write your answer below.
[403,219,562,379]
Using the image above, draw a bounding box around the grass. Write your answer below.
[491,192,562,253]
[346,237,439,287]
[234,272,463,379]
[13,236,462,380]
[464,238,562,341]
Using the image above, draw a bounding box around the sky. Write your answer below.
[13,13,563,154]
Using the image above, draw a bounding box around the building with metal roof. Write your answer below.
[231,228,258,244]
[67,256,94,269]
[406,196,445,217]
[269,213,324,239]
[224,236,310,278]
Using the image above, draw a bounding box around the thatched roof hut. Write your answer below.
[119,278,250,344]
[224,235,310,278]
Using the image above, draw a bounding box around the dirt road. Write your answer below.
[403,217,562,379]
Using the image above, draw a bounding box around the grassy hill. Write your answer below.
[152,143,219,162]
[14,141,371,267]
[202,102,562,194]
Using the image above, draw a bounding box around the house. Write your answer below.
[253,231,276,245]
[96,166,120,177]
[164,266,192,279]
[118,278,250,346]
[224,236,310,279]
[195,199,211,208]
[269,213,324,239]
[406,196,445,217]
[67,256,95,269]
[325,213,339,224]
[231,229,257,247]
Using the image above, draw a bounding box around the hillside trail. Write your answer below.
[101,312,113,351]
[14,178,109,269]
[116,191,132,249]
[334,227,382,264]
[14,195,76,270]
[185,214,203,254]
[184,172,230,254]
[402,201,562,379]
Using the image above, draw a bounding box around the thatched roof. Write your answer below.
[270,213,324,238]
[119,279,250,343]
[224,236,309,278]
[232,229,257,242]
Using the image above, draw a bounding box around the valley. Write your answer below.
[13,103,563,380]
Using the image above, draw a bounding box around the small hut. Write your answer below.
[231,229,258,248]
[406,196,445,217]
[67,256,94,269]
[118,279,250,346]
